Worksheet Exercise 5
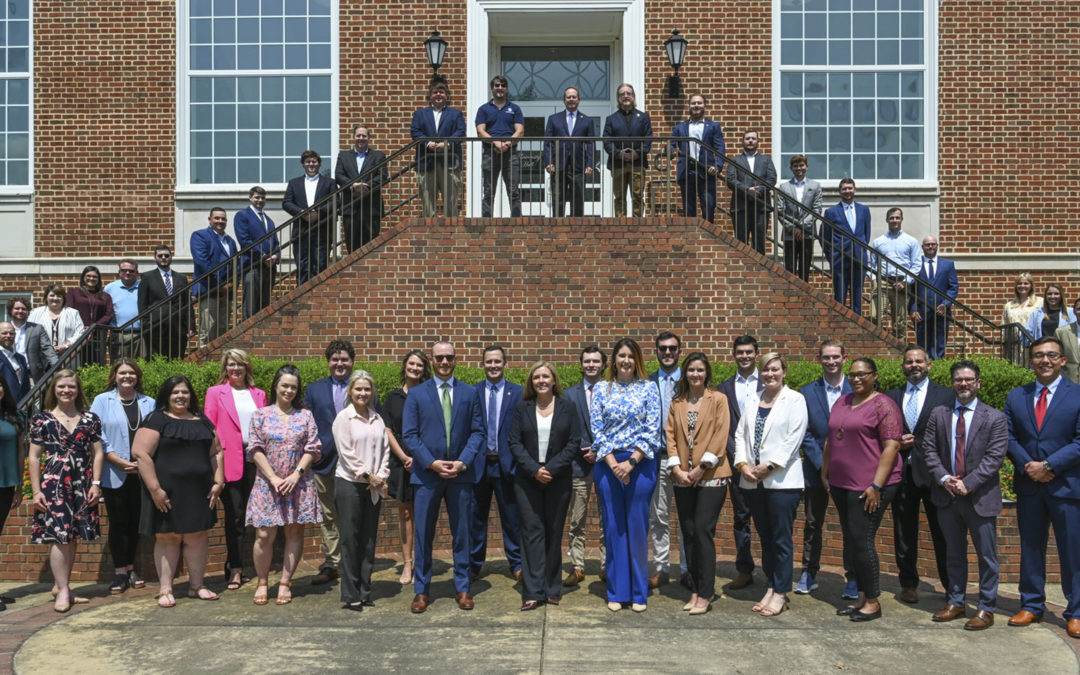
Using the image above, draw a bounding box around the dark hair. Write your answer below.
[688,93,706,105]
[399,349,433,386]
[105,358,144,393]
[325,339,355,361]
[5,296,30,315]
[0,376,23,432]
[579,344,607,368]
[1030,335,1063,358]
[790,154,808,166]
[886,207,904,218]
[732,335,759,353]
[849,357,881,391]
[269,364,305,408]
[523,361,563,400]
[300,149,322,164]
[248,185,266,198]
[490,74,508,89]
[674,352,712,399]
[950,360,981,380]
[79,265,103,294]
[209,206,226,217]
[44,282,66,305]
[605,338,647,384]
[44,369,88,411]
[838,177,856,189]
[429,75,450,99]
[902,344,929,361]
[153,244,173,256]
[655,331,681,349]
[1044,282,1065,310]
[155,375,201,414]
[483,344,506,362]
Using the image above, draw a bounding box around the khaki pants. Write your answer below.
[611,165,645,217]
[649,464,674,575]
[313,471,341,570]
[418,164,461,217]
[567,474,605,573]
[877,279,911,341]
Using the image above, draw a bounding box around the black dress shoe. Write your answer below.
[343,603,364,612]
[837,605,858,616]
[0,595,15,603]
[360,600,375,607]
[850,607,882,622]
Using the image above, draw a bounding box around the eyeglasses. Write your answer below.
[119,268,137,274]
[1032,352,1062,361]
[848,371,876,380]
[952,377,978,384]
[155,253,171,259]
[657,346,679,353]
[433,354,455,363]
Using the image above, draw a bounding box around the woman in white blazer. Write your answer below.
[734,352,808,617]
[27,283,84,357]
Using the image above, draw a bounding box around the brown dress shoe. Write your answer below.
[312,568,338,586]
[456,591,474,610]
[410,594,429,613]
[900,587,919,604]
[648,573,667,589]
[563,569,585,587]
[1007,609,1042,626]
[932,604,966,622]
[728,573,753,590]
[1068,618,1080,638]
[513,569,523,582]
[599,569,606,582]
[964,610,994,631]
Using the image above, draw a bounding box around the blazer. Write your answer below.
[885,379,955,488]
[305,376,383,474]
[717,375,766,459]
[90,389,156,489]
[922,401,1009,516]
[669,118,725,181]
[402,376,485,487]
[17,322,58,381]
[777,178,823,239]
[602,108,653,169]
[910,256,959,314]
[664,389,732,481]
[1055,322,1080,383]
[1004,377,1080,499]
[542,110,596,171]
[1025,306,1077,343]
[726,153,777,213]
[26,306,84,349]
[335,148,388,214]
[0,350,30,403]
[138,268,195,334]
[282,173,337,225]
[507,397,579,482]
[733,386,808,490]
[233,206,281,271]
[474,379,524,476]
[190,226,238,297]
[203,383,268,483]
[822,200,872,265]
[799,376,852,488]
[562,381,597,478]
[410,105,466,172]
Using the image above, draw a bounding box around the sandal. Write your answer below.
[253,583,269,605]
[109,573,130,595]
[51,588,90,604]
[761,600,788,617]
[276,581,293,605]
[399,559,414,585]
[127,570,146,589]
[226,567,245,591]
[188,585,220,601]
[157,590,175,608]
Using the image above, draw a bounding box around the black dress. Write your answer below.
[139,411,219,535]
[383,388,414,502]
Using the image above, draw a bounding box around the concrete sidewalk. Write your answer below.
[5,560,1079,674]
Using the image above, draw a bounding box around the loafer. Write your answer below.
[841,580,859,600]
[932,604,966,622]
[456,592,474,610]
[312,568,338,586]
[728,573,753,590]
[836,605,858,616]
[794,571,817,595]
[964,610,994,631]
[410,594,430,613]
[850,607,882,622]
[546,597,560,606]
[648,573,667,589]
[563,569,585,587]
[900,587,919,604]
[1068,618,1080,639]
[1007,609,1042,627]
[521,600,541,611]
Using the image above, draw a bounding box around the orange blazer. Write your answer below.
[665,389,732,480]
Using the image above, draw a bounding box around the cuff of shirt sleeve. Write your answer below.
[939,474,950,485]
[700,452,720,469]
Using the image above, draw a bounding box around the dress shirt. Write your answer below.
[844,203,856,231]
[304,175,319,208]
[1035,375,1062,407]
[331,377,349,414]
[12,323,26,355]
[486,379,504,455]
[0,347,21,378]
[332,407,391,491]
[566,110,577,135]
[824,377,844,411]
[688,120,704,160]
[792,178,805,203]
[432,107,443,131]
[589,379,661,460]
[744,152,757,174]
[735,370,760,413]
[214,229,233,256]
[903,377,928,419]
[355,150,368,174]
[923,257,937,279]
[656,367,681,433]
[536,410,553,462]
[433,375,454,404]
[158,268,176,295]
[870,230,922,280]
[104,279,141,330]
[941,398,978,481]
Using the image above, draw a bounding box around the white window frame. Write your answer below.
[0,0,33,196]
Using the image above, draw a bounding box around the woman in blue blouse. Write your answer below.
[590,338,660,612]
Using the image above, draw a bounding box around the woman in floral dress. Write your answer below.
[27,369,104,613]
[246,365,322,605]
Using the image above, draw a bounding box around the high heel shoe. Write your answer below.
[689,603,711,616]
[683,600,695,611]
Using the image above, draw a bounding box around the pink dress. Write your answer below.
[827,393,904,492]
[244,407,323,527]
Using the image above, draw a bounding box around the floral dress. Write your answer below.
[245,407,323,527]
[30,412,101,544]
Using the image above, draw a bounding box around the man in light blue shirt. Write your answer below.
[648,331,682,587]
[869,207,921,340]
[104,259,145,360]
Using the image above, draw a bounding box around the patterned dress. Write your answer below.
[30,412,101,544]
[245,407,323,527]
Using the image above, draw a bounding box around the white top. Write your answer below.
[232,388,258,446]
[536,410,553,463]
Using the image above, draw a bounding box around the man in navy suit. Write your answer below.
[923,360,1009,631]
[716,335,762,589]
[0,322,30,402]
[725,129,776,253]
[669,94,725,223]
[476,75,525,218]
[562,345,606,586]
[543,86,595,218]
[403,341,485,613]
[603,83,652,217]
[233,186,280,319]
[1004,336,1080,638]
[910,235,959,359]
[470,345,523,581]
[282,150,337,285]
[190,207,238,347]
[410,78,466,217]
[823,178,872,315]
[796,340,854,596]
[335,126,388,252]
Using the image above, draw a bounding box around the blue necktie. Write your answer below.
[487,383,499,455]
[904,385,920,431]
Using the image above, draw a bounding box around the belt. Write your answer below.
[486,454,500,463]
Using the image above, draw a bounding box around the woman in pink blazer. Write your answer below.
[203,348,267,590]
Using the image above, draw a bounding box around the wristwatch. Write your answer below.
[628,456,639,468]
[296,466,306,475]
[1043,461,1055,474]
[91,480,101,486]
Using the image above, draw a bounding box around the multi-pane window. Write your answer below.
[777,0,928,182]
[185,0,333,186]
[0,0,31,188]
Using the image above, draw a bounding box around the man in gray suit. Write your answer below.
[725,130,777,255]
[562,344,606,586]
[776,154,822,281]
[6,296,57,382]
[922,360,1008,631]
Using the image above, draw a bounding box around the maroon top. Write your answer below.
[827,393,904,491]
[65,288,114,327]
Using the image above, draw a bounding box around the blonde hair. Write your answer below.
[346,369,377,408]
[759,352,787,373]
[217,348,254,387]
[523,361,563,399]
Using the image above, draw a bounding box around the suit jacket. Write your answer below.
[665,389,732,481]
[233,206,280,271]
[138,268,195,335]
[911,256,959,314]
[304,376,381,474]
[562,381,597,478]
[190,227,239,297]
[602,108,652,169]
[89,390,156,489]
[777,178,823,239]
[1055,323,1080,383]
[717,375,766,459]
[923,401,1009,516]
[726,152,777,213]
[885,379,956,488]
[282,173,337,227]
[402,377,485,487]
[733,386,808,490]
[542,111,596,171]
[669,118,725,181]
[18,322,58,381]
[335,149,388,215]
[0,350,30,403]
[507,397,579,481]
[799,376,852,488]
[822,201,871,265]
[474,379,524,476]
[1005,377,1080,499]
[410,105,466,172]
[204,383,268,483]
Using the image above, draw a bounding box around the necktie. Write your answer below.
[925,259,935,279]
[587,383,594,416]
[487,383,499,455]
[1035,387,1048,430]
[441,383,453,451]
[332,382,345,413]
[164,271,173,296]
[845,204,855,232]
[954,406,968,477]
[904,385,920,431]
[568,112,575,135]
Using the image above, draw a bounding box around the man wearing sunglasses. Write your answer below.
[139,245,195,360]
[647,332,683,588]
